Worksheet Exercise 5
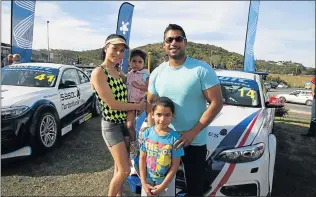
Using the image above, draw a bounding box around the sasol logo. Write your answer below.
[218,76,248,83]
[60,92,76,101]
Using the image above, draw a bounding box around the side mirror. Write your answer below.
[266,96,284,108]
[59,80,77,89]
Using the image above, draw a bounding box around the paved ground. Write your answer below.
[1,116,315,196]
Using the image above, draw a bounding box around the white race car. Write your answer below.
[129,70,282,197]
[1,63,100,159]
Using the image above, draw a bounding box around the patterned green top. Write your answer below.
[95,66,128,123]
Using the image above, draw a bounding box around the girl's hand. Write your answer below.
[151,184,166,195]
[143,183,154,196]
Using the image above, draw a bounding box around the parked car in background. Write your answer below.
[277,83,288,88]
[264,82,271,91]
[270,81,278,89]
[304,82,312,89]
[276,90,313,106]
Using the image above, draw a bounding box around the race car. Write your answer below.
[129,70,282,197]
[1,63,100,159]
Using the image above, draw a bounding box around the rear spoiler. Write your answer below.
[254,72,268,80]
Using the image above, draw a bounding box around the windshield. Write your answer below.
[1,65,59,87]
[219,76,261,108]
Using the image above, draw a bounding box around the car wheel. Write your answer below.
[34,111,60,152]
[279,96,286,103]
[306,100,312,106]
[92,96,101,116]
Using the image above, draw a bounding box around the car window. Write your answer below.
[1,65,59,87]
[61,69,80,85]
[77,70,90,84]
[290,91,300,95]
[218,76,261,108]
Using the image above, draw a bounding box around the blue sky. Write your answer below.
[1,1,315,68]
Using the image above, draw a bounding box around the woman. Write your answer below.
[91,34,146,196]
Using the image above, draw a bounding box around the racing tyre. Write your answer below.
[33,111,60,153]
[279,96,286,103]
[305,100,312,106]
[92,97,101,116]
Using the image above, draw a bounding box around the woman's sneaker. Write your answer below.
[129,141,139,159]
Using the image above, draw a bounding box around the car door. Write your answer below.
[76,69,93,112]
[287,91,300,103]
[58,68,81,120]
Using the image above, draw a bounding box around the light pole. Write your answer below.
[47,21,50,62]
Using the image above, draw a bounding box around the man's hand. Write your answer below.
[151,184,166,195]
[174,130,197,150]
[143,183,154,196]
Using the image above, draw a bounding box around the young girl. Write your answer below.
[126,49,150,158]
[139,97,184,196]
[90,34,146,197]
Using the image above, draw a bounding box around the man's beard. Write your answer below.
[169,49,185,60]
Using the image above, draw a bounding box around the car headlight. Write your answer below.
[1,106,30,119]
[215,143,264,163]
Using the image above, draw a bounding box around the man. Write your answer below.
[4,54,14,66]
[146,24,223,196]
[302,69,316,137]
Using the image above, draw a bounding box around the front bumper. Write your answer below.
[1,110,33,155]
[175,136,276,196]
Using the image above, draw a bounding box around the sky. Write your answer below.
[1,1,315,68]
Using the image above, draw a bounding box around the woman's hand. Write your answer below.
[151,184,166,195]
[138,100,146,111]
[143,183,154,196]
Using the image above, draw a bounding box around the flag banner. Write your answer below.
[243,0,260,72]
[11,0,36,63]
[116,2,134,74]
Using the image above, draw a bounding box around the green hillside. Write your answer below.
[38,41,314,75]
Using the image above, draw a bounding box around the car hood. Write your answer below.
[206,105,263,155]
[1,85,52,107]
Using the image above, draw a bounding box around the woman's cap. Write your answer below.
[105,37,129,49]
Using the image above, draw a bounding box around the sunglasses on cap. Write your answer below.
[164,36,186,44]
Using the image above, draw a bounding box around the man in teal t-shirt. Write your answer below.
[147,24,223,196]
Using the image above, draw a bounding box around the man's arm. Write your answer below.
[192,84,223,135]
[312,83,315,98]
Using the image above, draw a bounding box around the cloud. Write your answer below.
[1,1,314,67]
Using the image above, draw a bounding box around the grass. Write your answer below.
[269,74,312,88]
[275,116,310,125]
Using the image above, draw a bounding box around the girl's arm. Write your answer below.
[152,157,181,194]
[91,67,142,111]
[139,151,154,196]
[131,81,148,91]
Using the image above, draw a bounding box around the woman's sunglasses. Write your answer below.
[164,36,186,44]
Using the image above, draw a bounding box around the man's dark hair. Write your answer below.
[163,24,186,40]
[129,49,147,62]
[101,34,126,60]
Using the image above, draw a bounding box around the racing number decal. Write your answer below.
[238,88,255,99]
[34,74,55,82]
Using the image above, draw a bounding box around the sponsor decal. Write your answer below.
[79,113,92,124]
[61,124,72,136]
[60,92,76,101]
[62,100,80,110]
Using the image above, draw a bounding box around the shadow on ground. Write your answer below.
[1,117,113,177]
[272,121,316,197]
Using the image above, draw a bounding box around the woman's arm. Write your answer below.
[91,67,142,111]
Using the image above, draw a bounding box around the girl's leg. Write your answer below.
[127,111,136,141]
[107,141,131,196]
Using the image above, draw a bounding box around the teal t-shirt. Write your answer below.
[140,127,184,184]
[148,56,220,145]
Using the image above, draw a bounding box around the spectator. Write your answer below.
[12,54,21,64]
